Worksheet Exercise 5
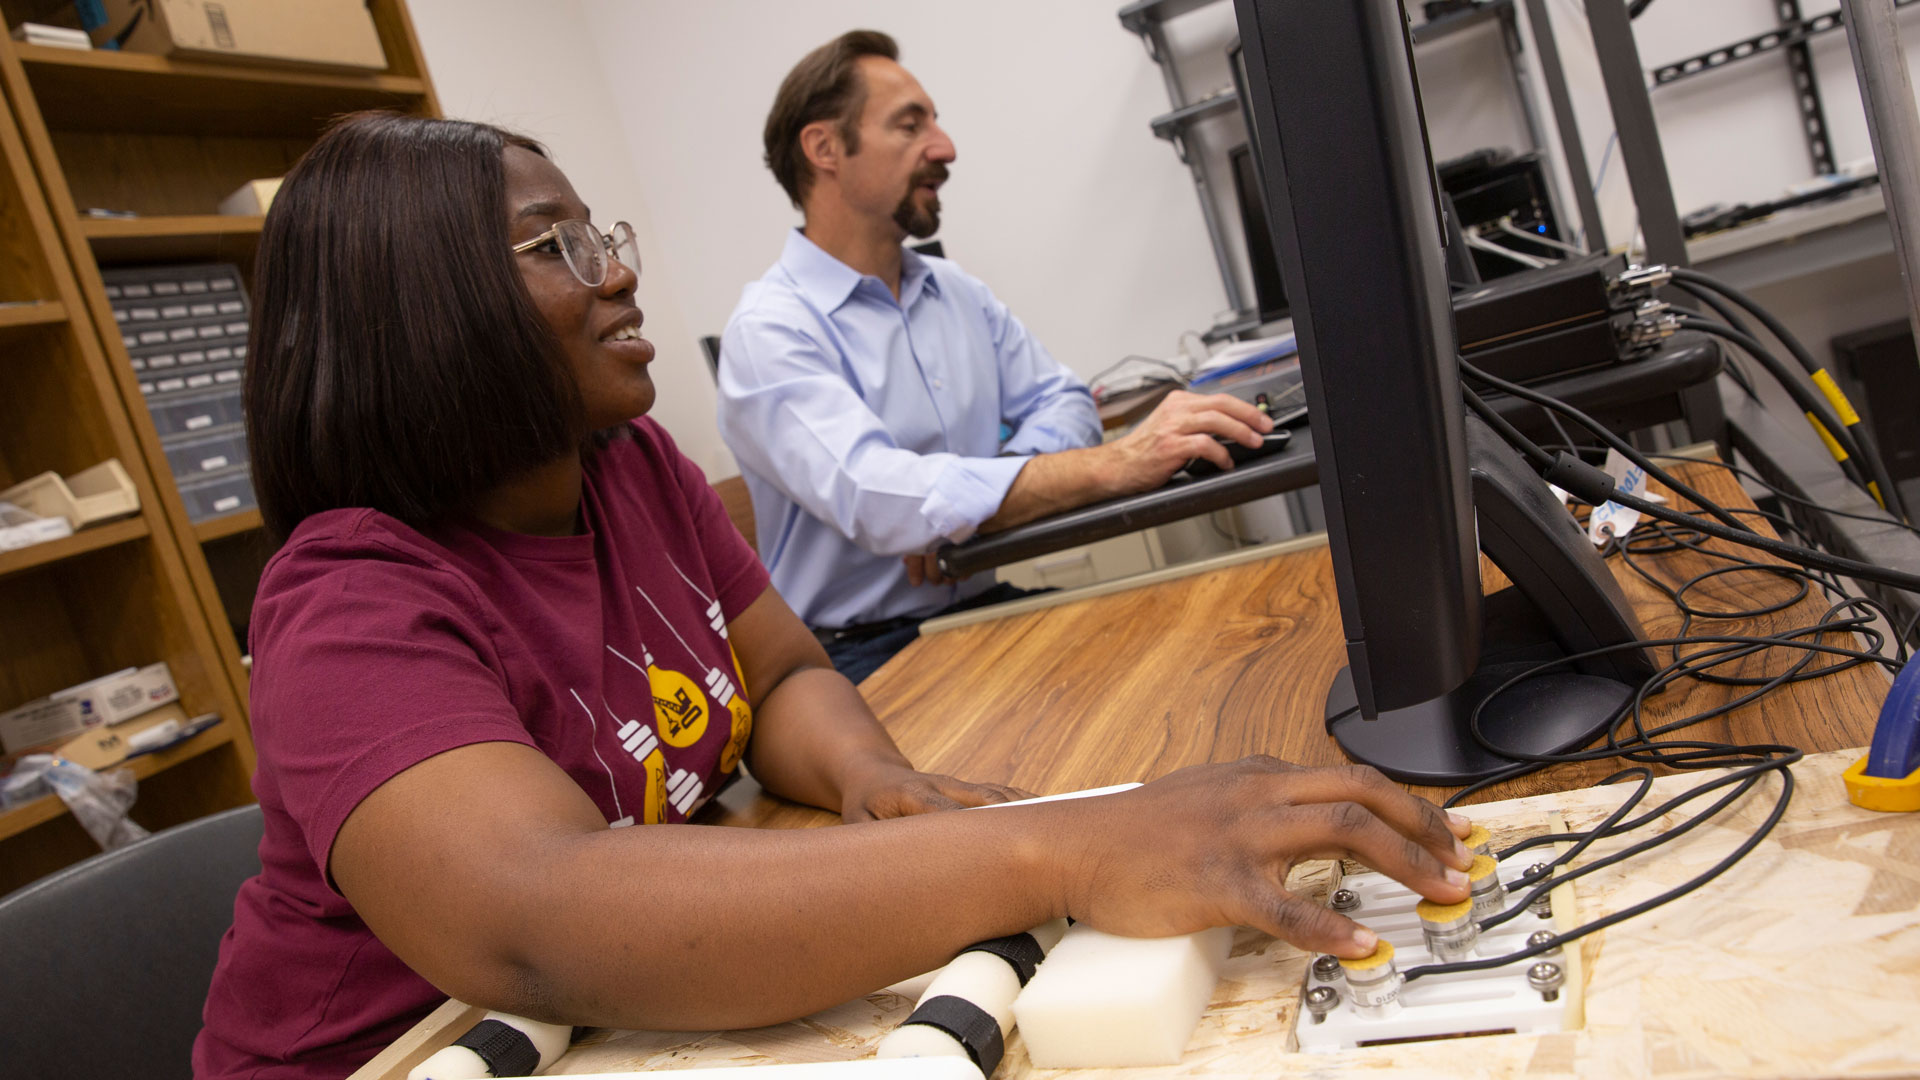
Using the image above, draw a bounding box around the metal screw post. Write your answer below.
[1527,866,1555,919]
[1329,888,1360,912]
[1528,961,1565,1002]
[1527,930,1563,956]
[1312,954,1343,982]
[1304,985,1339,1024]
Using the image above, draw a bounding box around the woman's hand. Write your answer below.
[840,759,1031,822]
[1049,757,1474,958]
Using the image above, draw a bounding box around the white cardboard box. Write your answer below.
[53,662,179,728]
[218,177,281,216]
[0,696,88,756]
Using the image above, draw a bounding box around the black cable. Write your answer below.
[1404,760,1796,983]
[1480,768,1763,933]
[1671,268,1907,521]
[1677,317,1886,511]
[1637,453,1920,541]
[1461,363,1920,592]
[1460,360,1756,536]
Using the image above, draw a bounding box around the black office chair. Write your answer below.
[700,335,723,381]
[0,803,264,1080]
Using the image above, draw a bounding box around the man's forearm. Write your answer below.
[978,446,1121,535]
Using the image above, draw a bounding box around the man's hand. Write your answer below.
[840,760,1031,823]
[903,552,964,587]
[1100,390,1274,494]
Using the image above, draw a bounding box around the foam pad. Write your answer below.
[1010,923,1233,1067]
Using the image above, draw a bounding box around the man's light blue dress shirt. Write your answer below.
[717,230,1102,630]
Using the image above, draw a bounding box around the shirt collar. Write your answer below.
[779,229,940,312]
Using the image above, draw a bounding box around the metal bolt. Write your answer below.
[1527,930,1562,956]
[1312,954,1343,982]
[1528,961,1565,1002]
[1304,984,1339,1023]
[1329,888,1360,913]
[1527,865,1554,918]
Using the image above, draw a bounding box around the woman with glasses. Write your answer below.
[195,111,1472,1079]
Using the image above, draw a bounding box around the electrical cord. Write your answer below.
[1675,316,1893,514]
[1464,230,1551,269]
[1669,267,1906,521]
[1494,216,1587,256]
[1458,364,1755,536]
[1404,758,1796,982]
[1457,365,1920,591]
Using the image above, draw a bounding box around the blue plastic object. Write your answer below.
[1866,658,1920,779]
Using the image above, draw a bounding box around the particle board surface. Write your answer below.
[372,747,1915,1079]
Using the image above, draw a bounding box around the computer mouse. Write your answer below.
[1181,429,1293,479]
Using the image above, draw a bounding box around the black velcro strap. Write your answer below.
[452,1018,541,1078]
[960,931,1046,986]
[900,994,1005,1076]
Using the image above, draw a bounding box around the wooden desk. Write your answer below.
[356,459,1902,1078]
[722,458,1887,820]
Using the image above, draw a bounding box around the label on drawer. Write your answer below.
[214,496,242,513]
[186,416,213,430]
[200,455,231,472]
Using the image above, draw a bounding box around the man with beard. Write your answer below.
[718,30,1271,682]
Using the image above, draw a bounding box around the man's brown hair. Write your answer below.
[763,29,898,209]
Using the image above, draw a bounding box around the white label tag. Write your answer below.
[213,496,241,512]
[1587,449,1647,545]
[186,416,213,430]
[199,455,230,471]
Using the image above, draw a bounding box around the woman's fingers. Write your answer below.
[1253,762,1474,872]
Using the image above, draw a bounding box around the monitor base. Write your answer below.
[1325,661,1633,786]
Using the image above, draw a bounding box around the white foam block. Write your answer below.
[1011,923,1233,1067]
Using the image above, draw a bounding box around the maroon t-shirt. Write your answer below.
[194,420,770,1079]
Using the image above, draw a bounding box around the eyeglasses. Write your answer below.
[510,220,640,288]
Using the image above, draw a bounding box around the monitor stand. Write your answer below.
[1326,416,1658,785]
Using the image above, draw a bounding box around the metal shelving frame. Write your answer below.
[1119,0,1603,338]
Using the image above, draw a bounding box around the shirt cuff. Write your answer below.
[920,455,1031,543]
[1001,413,1101,458]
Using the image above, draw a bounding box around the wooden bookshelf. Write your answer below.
[0,0,441,892]
[0,516,147,581]
[192,508,262,544]
[0,298,64,328]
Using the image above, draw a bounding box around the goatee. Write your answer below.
[893,163,948,239]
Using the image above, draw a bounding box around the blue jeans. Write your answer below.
[819,582,1044,685]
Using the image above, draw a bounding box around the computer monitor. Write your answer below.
[1230,0,1654,784]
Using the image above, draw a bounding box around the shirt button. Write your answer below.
[933,378,944,389]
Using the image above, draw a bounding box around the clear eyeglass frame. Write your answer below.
[510,220,640,288]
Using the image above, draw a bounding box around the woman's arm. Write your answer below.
[333,742,1469,1032]
[726,584,1022,820]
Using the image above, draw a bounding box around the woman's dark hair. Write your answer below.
[247,111,583,540]
[763,29,898,208]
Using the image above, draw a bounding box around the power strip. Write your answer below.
[1293,848,1583,1052]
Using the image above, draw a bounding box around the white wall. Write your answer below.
[1539,0,1920,248]
[412,0,1918,479]
[407,0,722,476]
[577,0,1236,478]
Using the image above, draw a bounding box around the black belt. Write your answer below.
[810,615,919,648]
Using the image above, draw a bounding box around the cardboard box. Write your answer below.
[218,177,282,216]
[53,662,179,727]
[0,697,88,757]
[92,0,387,72]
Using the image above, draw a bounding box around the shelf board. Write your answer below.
[78,214,264,262]
[1150,89,1239,141]
[0,719,235,844]
[193,508,262,544]
[1412,0,1514,45]
[0,516,148,581]
[0,299,67,329]
[16,44,430,138]
[1118,0,1224,35]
